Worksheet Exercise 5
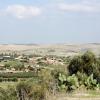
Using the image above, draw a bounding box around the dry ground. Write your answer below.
[49,94,100,100]
[0,43,100,56]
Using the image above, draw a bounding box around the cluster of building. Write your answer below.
[0,54,65,73]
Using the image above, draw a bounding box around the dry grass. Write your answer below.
[48,92,100,100]
[0,43,100,56]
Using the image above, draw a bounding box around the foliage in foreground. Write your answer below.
[68,51,100,83]
[0,51,100,100]
[55,51,100,92]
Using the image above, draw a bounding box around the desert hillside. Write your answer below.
[0,43,100,56]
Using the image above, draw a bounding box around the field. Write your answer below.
[51,95,100,100]
[0,43,100,56]
[0,82,17,89]
[0,82,100,100]
[0,44,100,100]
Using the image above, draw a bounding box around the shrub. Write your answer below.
[58,72,67,91]
[66,74,79,91]
[68,51,100,83]
[16,81,34,100]
[38,69,56,94]
[32,83,47,100]
[67,51,100,91]
[0,72,36,78]
[56,72,79,92]
[82,51,96,63]
[76,71,88,85]
[0,77,3,82]
[16,80,49,100]
[68,56,83,75]
[0,86,17,100]
[5,63,10,68]
[84,74,99,90]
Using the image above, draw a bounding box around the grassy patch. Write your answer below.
[0,82,17,89]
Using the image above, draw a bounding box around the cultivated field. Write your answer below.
[0,43,100,100]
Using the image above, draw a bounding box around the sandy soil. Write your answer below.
[0,43,100,56]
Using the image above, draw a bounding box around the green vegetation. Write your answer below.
[4,60,24,70]
[0,51,100,100]
[56,51,100,92]
[0,72,36,78]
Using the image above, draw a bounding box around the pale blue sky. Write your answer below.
[0,0,100,44]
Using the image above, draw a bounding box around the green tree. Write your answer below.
[68,56,83,74]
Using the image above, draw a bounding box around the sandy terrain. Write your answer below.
[49,93,100,100]
[0,43,100,56]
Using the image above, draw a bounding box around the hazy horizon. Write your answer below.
[0,42,99,45]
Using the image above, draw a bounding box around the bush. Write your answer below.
[82,51,96,63]
[32,83,47,100]
[58,72,67,91]
[68,51,97,75]
[16,80,49,100]
[68,56,83,75]
[68,51,100,83]
[0,86,17,100]
[56,72,79,92]
[0,77,3,82]
[67,51,100,91]
[4,60,25,70]
[0,72,36,78]
[76,71,88,85]
[16,81,34,100]
[66,74,79,91]
[38,69,56,94]
[5,63,10,68]
[84,74,99,90]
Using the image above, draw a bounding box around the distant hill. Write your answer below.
[0,43,100,56]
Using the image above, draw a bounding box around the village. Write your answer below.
[0,53,67,74]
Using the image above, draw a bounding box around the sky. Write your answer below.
[0,0,100,44]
